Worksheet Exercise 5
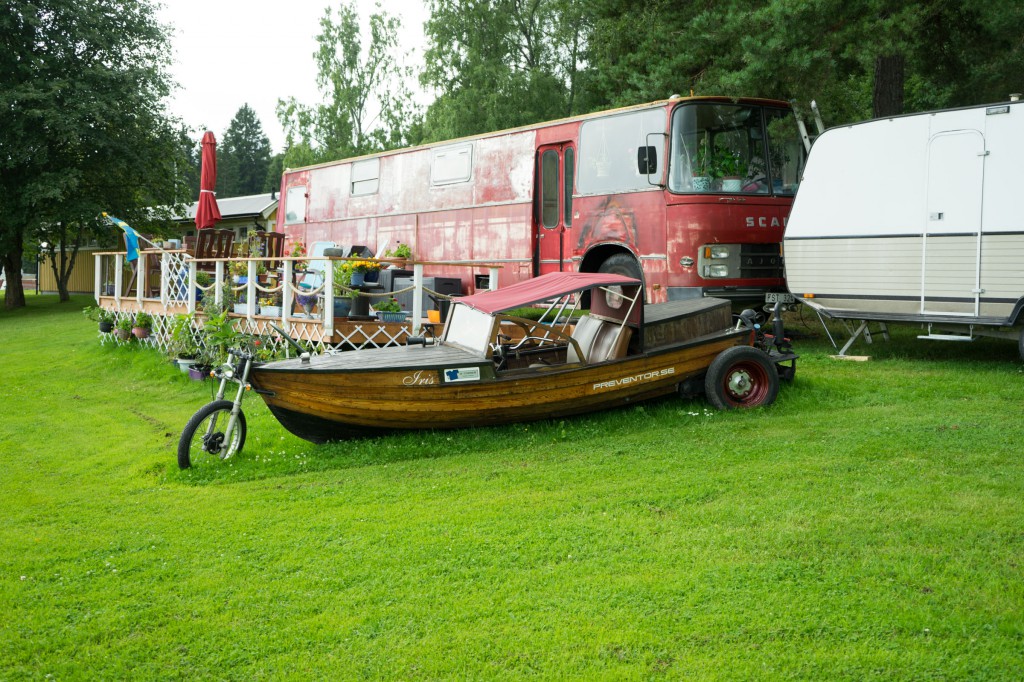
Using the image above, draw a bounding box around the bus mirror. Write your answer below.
[637,146,657,174]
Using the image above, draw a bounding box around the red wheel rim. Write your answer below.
[720,360,771,406]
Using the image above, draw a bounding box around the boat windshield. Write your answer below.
[442,304,495,355]
[668,103,803,195]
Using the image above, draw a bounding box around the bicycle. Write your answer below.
[177,347,255,469]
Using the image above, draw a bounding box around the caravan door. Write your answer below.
[922,129,985,316]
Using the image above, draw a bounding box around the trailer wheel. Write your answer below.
[704,346,779,410]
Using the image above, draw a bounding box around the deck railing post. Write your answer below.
[282,260,293,330]
[214,261,224,307]
[324,258,334,332]
[114,254,123,306]
[246,260,256,318]
[137,254,146,308]
[94,254,101,303]
[160,252,170,309]
[412,262,424,336]
[187,262,197,314]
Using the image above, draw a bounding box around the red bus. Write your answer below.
[277,95,804,303]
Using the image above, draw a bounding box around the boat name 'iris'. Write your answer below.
[402,370,436,386]
[593,367,674,391]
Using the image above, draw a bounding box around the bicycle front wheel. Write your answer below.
[178,400,247,469]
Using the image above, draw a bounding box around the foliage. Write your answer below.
[289,242,307,258]
[332,261,357,298]
[81,305,113,324]
[0,0,192,307]
[383,242,412,260]
[194,271,213,287]
[132,311,154,330]
[114,316,133,333]
[3,295,1024,677]
[421,0,588,140]
[277,0,422,166]
[373,297,402,313]
[217,104,272,197]
[200,308,241,365]
[167,313,200,359]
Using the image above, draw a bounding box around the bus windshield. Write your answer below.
[668,103,803,195]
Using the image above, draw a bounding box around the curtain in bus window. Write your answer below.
[577,109,665,195]
[563,147,574,226]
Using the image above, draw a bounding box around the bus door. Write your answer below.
[535,143,575,276]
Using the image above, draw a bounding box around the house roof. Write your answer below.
[174,192,278,222]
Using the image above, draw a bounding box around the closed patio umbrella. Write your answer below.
[194,131,222,230]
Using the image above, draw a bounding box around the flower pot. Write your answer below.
[692,176,712,192]
[176,357,196,374]
[260,306,282,317]
[99,320,114,333]
[233,275,248,284]
[350,271,366,287]
[376,311,408,323]
[364,270,379,284]
[233,303,249,315]
[188,365,210,381]
[721,176,742,192]
[350,294,370,317]
[132,327,150,339]
[297,293,318,318]
[332,298,352,318]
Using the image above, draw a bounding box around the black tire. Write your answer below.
[704,346,780,410]
[596,253,644,308]
[178,400,247,469]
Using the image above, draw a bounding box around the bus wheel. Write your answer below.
[596,254,643,308]
[598,253,642,281]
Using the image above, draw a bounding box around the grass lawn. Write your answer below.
[1,294,1022,679]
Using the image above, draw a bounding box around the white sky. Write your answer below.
[156,0,431,155]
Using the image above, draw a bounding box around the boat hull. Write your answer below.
[249,331,748,443]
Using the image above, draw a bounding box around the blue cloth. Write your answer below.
[105,214,140,262]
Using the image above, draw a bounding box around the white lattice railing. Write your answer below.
[93,251,501,357]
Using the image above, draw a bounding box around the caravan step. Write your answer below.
[917,334,975,342]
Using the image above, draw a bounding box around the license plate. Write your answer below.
[765,292,795,303]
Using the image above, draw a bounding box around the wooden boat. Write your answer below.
[250,273,797,443]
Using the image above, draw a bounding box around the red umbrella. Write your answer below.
[194,131,222,229]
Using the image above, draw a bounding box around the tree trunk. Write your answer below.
[2,252,26,309]
[873,54,905,118]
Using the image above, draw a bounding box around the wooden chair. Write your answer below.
[253,231,285,271]
[191,229,235,273]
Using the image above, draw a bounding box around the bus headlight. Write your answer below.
[707,264,729,278]
[709,245,730,259]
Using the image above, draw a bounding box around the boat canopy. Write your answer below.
[457,272,642,314]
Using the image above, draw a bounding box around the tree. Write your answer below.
[0,0,190,306]
[420,0,587,140]
[277,1,421,168]
[218,104,272,198]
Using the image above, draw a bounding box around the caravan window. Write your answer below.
[431,143,474,185]
[284,186,307,224]
[351,159,380,196]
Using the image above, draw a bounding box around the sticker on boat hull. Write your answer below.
[444,367,481,383]
[592,367,675,391]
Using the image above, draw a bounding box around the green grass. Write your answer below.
[2,295,1023,679]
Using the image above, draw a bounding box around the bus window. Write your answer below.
[563,147,574,227]
[765,109,803,195]
[285,186,307,224]
[669,103,798,195]
[541,149,559,228]
[577,109,665,195]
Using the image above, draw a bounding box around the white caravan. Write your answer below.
[783,99,1024,357]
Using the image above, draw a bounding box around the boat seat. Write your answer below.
[567,315,633,364]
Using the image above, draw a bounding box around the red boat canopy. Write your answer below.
[458,272,642,314]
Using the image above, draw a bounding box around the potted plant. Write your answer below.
[83,305,115,332]
[194,271,213,307]
[716,148,748,192]
[132,311,154,339]
[383,242,412,269]
[167,313,200,372]
[114,316,134,341]
[330,262,357,318]
[259,296,282,318]
[372,297,407,322]
[290,241,307,271]
[350,259,382,286]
